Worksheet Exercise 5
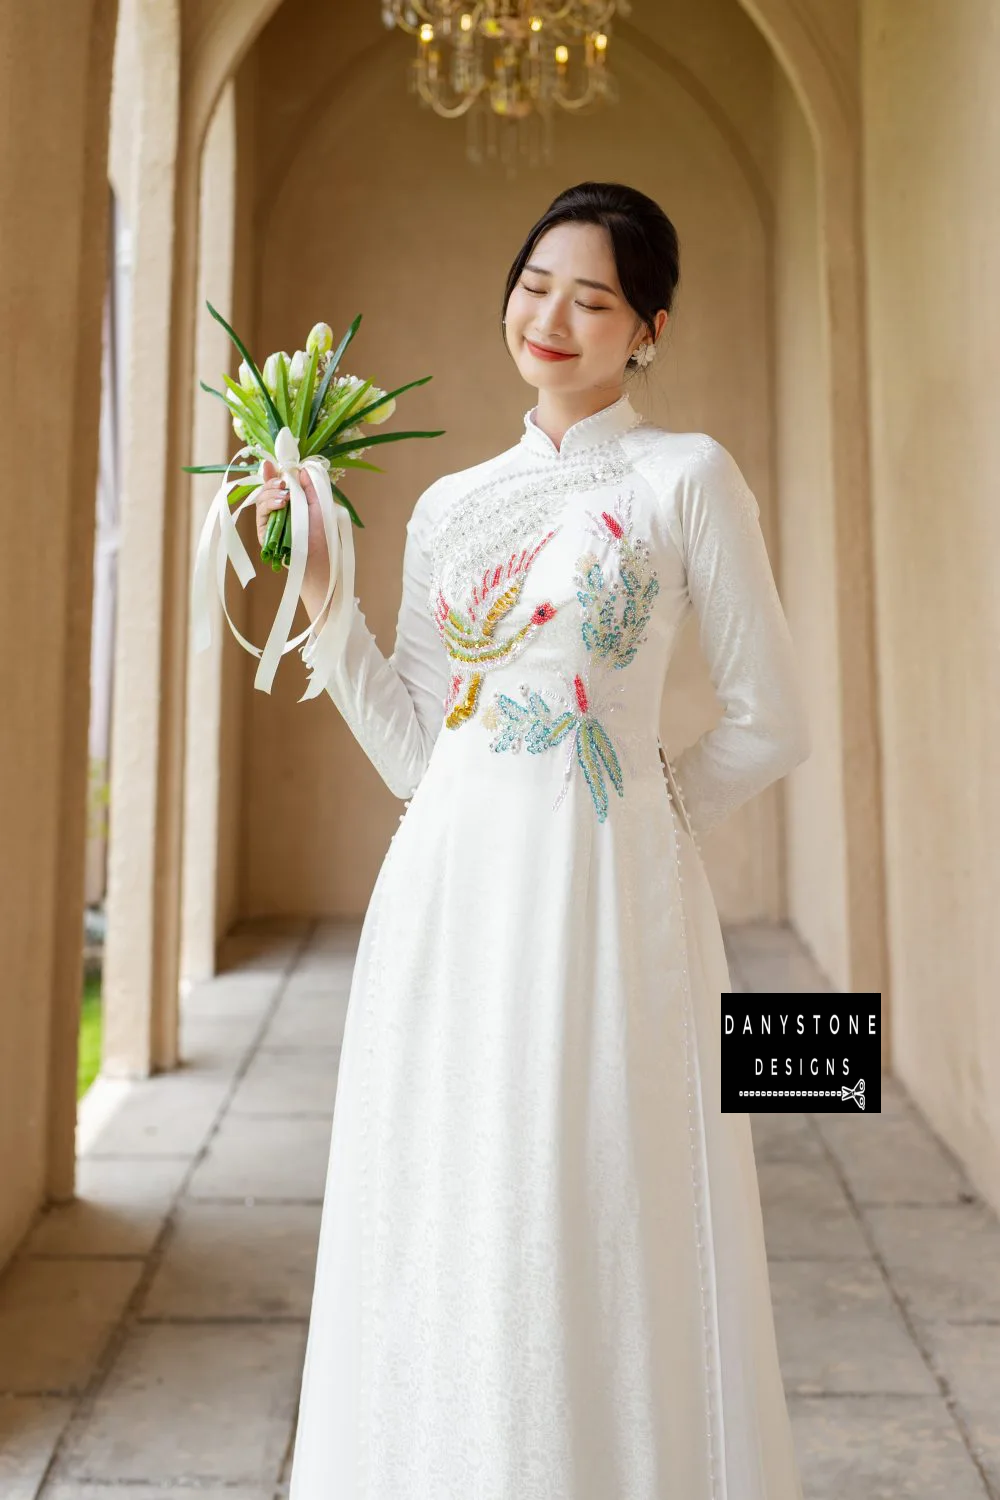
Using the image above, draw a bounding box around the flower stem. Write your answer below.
[262,506,284,566]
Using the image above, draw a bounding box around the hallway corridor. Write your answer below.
[1,919,997,1500]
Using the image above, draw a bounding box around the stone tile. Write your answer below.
[0,1395,73,1499]
[865,1204,1000,1323]
[724,921,798,960]
[185,1115,332,1202]
[787,1392,990,1500]
[769,1258,936,1396]
[305,918,363,949]
[20,1157,188,1258]
[814,1108,970,1205]
[139,1200,321,1319]
[921,1321,1000,1490]
[879,1072,920,1118]
[0,1259,143,1394]
[738,946,833,993]
[80,1075,231,1159]
[176,1016,262,1079]
[260,990,349,1050]
[43,1486,274,1500]
[292,935,360,971]
[281,966,354,1000]
[216,922,304,977]
[227,1047,340,1117]
[286,956,358,990]
[54,1322,305,1485]
[750,1110,826,1163]
[180,970,280,1017]
[758,1158,871,1259]
[724,922,833,992]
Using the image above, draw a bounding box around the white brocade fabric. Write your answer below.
[287,392,811,1500]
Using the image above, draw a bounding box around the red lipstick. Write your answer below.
[525,338,578,362]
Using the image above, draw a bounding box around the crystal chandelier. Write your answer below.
[381,2,632,174]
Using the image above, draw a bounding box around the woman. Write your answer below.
[258,180,811,1500]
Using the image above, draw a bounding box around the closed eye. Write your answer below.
[521,284,608,312]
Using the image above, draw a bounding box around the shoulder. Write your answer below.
[624,425,746,485]
[625,426,759,524]
[405,447,519,540]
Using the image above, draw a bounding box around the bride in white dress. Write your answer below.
[256,180,811,1500]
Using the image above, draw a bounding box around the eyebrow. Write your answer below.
[523,262,619,297]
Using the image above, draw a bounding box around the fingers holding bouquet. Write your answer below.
[186,305,445,698]
[255,458,287,549]
[255,461,329,601]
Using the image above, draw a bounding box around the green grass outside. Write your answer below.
[78,972,103,1100]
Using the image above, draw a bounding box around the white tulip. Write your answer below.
[306,322,333,357]
[364,392,396,425]
[261,353,283,394]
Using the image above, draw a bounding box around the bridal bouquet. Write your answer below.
[187,302,443,699]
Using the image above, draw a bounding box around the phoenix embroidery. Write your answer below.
[432,531,559,729]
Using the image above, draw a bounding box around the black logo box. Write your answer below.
[720,993,881,1113]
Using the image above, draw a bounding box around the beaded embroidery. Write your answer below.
[574,490,660,667]
[482,668,639,823]
[426,448,634,617]
[433,532,559,729]
[482,490,661,822]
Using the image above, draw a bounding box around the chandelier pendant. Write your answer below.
[382,1,632,173]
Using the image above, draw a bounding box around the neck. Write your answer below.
[532,386,627,453]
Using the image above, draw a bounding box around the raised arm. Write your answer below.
[667,437,811,839]
[300,491,448,799]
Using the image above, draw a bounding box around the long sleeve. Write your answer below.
[301,495,448,800]
[667,437,811,839]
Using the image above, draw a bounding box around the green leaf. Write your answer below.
[275,355,291,426]
[308,353,341,435]
[321,428,445,458]
[327,314,363,386]
[301,378,374,457]
[291,343,320,441]
[331,481,364,528]
[332,456,383,472]
[219,376,274,448]
[303,314,364,438]
[182,462,259,474]
[205,299,282,437]
[343,373,434,427]
[225,482,260,509]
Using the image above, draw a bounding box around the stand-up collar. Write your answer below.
[519,391,644,459]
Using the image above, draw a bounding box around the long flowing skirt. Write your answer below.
[287,742,802,1500]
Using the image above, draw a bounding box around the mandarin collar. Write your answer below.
[519,391,644,460]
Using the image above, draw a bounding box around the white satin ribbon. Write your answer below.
[189,425,355,701]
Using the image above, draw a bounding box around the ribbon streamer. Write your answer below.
[190,425,355,701]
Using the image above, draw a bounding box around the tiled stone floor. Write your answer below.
[0,917,997,1499]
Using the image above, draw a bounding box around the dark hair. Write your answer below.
[500,181,680,374]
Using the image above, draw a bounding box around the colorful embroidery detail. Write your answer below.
[482,671,625,823]
[433,532,559,729]
[481,489,660,821]
[574,494,660,667]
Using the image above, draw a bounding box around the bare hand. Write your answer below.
[255,458,331,614]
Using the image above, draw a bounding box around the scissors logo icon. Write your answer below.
[840,1078,865,1110]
